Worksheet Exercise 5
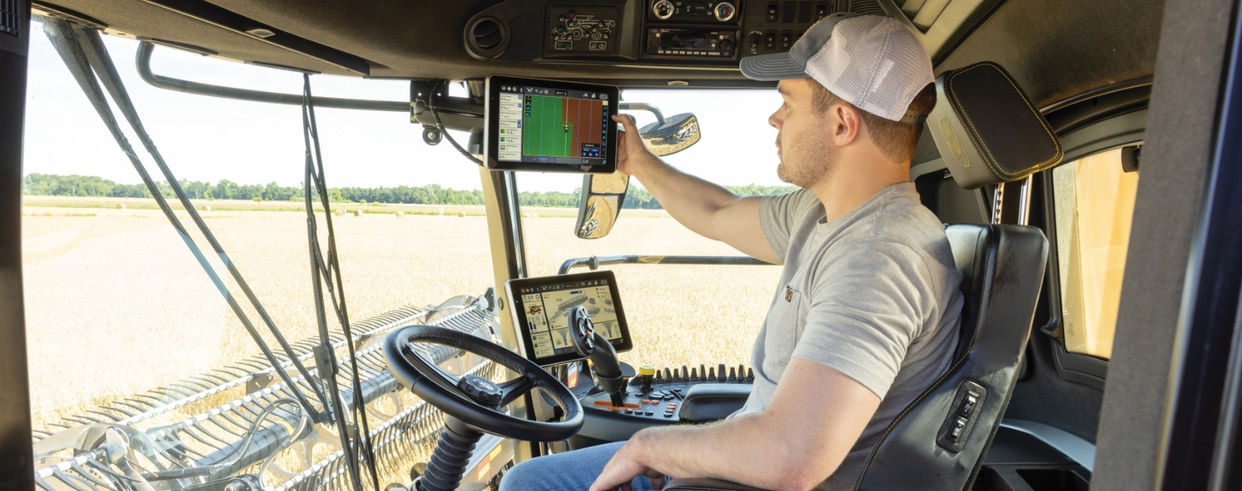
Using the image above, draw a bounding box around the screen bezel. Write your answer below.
[504,270,633,366]
[484,75,620,174]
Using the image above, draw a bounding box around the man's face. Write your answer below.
[769,79,835,188]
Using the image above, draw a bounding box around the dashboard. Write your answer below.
[463,0,851,69]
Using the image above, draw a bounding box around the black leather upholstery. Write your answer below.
[928,62,1063,189]
[852,224,1047,490]
[679,383,753,424]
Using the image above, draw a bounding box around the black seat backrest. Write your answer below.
[854,224,1048,490]
[855,61,1059,490]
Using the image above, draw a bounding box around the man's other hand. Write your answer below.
[590,434,669,491]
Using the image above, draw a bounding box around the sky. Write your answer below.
[22,22,787,193]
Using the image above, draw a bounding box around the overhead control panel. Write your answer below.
[462,0,868,69]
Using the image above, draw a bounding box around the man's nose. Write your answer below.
[768,108,782,129]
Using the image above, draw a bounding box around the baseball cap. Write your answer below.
[740,13,934,124]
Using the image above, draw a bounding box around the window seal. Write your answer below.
[1039,169,1110,389]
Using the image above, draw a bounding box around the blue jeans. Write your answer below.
[499,441,668,491]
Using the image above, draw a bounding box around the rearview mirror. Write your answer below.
[639,113,701,157]
[575,172,630,239]
[574,105,701,239]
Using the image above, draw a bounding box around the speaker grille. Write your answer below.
[0,0,19,37]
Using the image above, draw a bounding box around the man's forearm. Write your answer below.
[630,156,741,242]
[626,414,816,490]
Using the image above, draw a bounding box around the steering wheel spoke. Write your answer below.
[496,375,536,407]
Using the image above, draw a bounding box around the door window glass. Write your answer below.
[1052,147,1140,359]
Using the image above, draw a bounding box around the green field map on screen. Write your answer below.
[522,94,603,158]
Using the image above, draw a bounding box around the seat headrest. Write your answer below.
[928,62,1063,190]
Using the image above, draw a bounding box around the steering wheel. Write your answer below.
[382,325,584,442]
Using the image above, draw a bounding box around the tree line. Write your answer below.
[21,173,795,209]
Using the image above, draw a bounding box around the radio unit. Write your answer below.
[649,0,740,25]
[646,29,736,58]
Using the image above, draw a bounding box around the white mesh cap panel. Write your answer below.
[804,16,933,122]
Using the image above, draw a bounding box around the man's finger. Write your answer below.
[612,114,638,133]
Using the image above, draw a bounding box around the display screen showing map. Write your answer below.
[495,83,610,166]
[505,271,631,365]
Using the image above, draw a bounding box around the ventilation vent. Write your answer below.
[465,17,508,59]
[1,0,20,37]
[849,0,887,16]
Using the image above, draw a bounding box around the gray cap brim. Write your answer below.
[740,52,810,81]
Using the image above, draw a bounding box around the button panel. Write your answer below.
[743,2,840,56]
[936,381,988,453]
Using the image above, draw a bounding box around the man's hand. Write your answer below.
[613,114,659,179]
[590,434,668,491]
[608,114,778,264]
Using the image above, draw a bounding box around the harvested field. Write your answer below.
[22,197,781,432]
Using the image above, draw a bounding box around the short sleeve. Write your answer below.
[792,239,936,399]
[759,189,821,263]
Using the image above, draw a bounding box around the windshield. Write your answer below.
[24,25,500,488]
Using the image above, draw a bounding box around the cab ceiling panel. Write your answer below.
[932,0,1163,108]
[30,0,927,86]
[33,0,360,76]
[880,0,1004,63]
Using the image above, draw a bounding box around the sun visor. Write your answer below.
[928,62,1063,190]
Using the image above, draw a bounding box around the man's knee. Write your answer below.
[498,457,543,491]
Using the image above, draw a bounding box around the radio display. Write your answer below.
[647,29,734,57]
[659,33,719,51]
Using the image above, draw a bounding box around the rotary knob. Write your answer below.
[714,2,737,22]
[653,0,675,20]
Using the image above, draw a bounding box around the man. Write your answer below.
[500,13,963,491]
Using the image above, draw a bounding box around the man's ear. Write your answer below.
[831,103,862,147]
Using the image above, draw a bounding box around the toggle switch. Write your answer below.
[960,393,979,417]
[950,417,968,441]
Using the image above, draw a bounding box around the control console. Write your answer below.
[571,361,753,448]
[581,362,754,420]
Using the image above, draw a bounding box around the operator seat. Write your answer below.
[665,61,1059,491]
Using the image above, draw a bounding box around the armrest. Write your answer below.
[679,383,752,423]
[665,477,768,491]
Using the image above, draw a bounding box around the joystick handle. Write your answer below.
[588,332,627,406]
[568,306,626,406]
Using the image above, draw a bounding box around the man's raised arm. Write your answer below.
[612,115,779,265]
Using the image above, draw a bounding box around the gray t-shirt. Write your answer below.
[734,183,963,490]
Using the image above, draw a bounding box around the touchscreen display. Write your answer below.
[505,271,632,365]
[486,76,619,174]
[496,84,611,166]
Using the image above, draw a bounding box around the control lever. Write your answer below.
[568,306,626,407]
